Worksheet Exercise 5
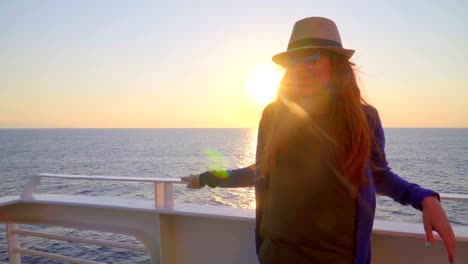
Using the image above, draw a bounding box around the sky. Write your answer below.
[1,0,467,128]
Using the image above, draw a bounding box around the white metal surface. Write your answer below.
[2,196,467,264]
[373,218,468,242]
[37,173,183,183]
[20,176,41,199]
[1,200,163,263]
[440,192,468,201]
[6,224,20,264]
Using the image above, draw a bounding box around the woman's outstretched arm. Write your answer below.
[368,107,456,263]
[182,165,255,188]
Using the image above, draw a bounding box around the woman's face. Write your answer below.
[281,50,333,97]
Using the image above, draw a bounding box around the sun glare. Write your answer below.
[245,62,284,105]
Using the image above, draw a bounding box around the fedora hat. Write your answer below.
[272,17,355,65]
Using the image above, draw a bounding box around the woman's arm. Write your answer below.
[182,165,255,189]
[368,107,456,263]
[198,165,255,188]
[369,107,438,210]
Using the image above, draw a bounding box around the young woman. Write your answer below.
[182,17,456,264]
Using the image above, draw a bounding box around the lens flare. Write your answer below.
[204,149,229,178]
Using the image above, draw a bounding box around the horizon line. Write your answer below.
[1,127,468,129]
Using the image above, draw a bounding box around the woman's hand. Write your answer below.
[181,174,202,189]
[422,195,456,263]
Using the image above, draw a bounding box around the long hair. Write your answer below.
[258,52,377,191]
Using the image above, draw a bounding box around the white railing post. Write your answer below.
[20,176,42,199]
[164,183,173,209]
[154,183,165,209]
[154,183,174,209]
[6,223,21,264]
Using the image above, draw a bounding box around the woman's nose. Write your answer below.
[293,67,317,81]
[291,62,308,72]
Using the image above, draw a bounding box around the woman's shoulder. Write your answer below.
[263,100,281,112]
[261,100,282,119]
[258,101,284,131]
[362,104,380,122]
[362,103,378,116]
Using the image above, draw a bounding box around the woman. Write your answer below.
[182,17,456,263]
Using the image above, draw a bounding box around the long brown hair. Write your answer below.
[258,52,377,191]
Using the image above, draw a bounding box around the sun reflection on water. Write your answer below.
[231,129,257,209]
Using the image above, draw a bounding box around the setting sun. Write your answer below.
[245,62,284,105]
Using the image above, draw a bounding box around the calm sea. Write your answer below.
[0,128,467,263]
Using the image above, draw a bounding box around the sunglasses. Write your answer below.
[282,52,321,69]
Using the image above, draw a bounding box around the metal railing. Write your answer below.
[1,173,467,263]
[23,173,184,209]
[438,192,468,202]
[5,224,145,264]
[376,192,468,202]
[3,173,186,264]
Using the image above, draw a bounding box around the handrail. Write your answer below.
[439,193,468,202]
[377,193,468,202]
[30,174,468,202]
[21,173,187,209]
[14,229,146,251]
[17,248,104,264]
[37,173,184,183]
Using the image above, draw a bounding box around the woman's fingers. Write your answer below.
[432,218,456,263]
[438,228,455,263]
[422,213,435,247]
[421,196,456,263]
[181,175,191,183]
[181,174,202,189]
[444,224,456,263]
[181,175,191,187]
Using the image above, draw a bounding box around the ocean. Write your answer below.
[0,128,467,263]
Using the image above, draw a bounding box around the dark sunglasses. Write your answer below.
[282,52,321,69]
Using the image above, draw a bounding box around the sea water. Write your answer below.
[0,128,466,263]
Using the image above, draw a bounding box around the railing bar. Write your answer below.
[37,173,184,184]
[439,193,468,202]
[35,174,466,200]
[376,193,468,202]
[17,248,105,264]
[14,229,146,251]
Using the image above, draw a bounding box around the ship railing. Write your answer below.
[21,173,182,209]
[1,173,467,264]
[1,173,186,264]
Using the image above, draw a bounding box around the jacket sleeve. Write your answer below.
[369,107,439,211]
[198,165,255,188]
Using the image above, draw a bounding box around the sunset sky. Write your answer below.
[1,0,467,128]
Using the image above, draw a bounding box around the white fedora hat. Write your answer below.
[272,17,355,65]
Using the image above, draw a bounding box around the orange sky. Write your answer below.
[1,1,467,128]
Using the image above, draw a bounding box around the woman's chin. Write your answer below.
[298,87,327,97]
[299,88,318,95]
